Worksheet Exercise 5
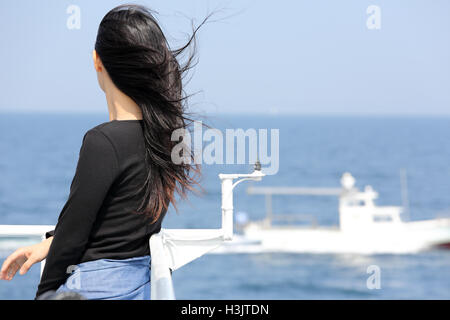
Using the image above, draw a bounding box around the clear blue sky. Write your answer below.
[0,0,449,115]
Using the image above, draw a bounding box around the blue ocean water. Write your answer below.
[0,113,449,299]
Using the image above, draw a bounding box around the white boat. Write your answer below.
[213,173,450,254]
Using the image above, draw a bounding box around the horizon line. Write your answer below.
[1,109,450,118]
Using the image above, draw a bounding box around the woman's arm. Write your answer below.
[35,128,119,298]
[0,237,53,280]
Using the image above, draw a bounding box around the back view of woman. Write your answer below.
[0,4,200,300]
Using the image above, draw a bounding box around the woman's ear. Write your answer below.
[92,50,103,72]
[93,49,105,92]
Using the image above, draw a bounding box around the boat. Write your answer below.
[213,173,450,254]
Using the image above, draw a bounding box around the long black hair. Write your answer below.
[95,4,204,222]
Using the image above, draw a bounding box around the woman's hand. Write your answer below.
[0,237,53,280]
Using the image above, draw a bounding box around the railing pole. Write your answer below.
[150,233,175,300]
[221,177,234,241]
[40,234,46,279]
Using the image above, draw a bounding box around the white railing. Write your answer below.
[0,224,54,276]
[0,225,55,237]
[0,167,264,300]
[149,168,264,299]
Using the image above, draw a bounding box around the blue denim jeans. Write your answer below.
[56,255,151,300]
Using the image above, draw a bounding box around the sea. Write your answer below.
[0,112,449,299]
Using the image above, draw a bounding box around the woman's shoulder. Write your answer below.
[82,120,144,156]
[88,120,143,137]
[84,121,124,144]
[77,122,119,157]
[88,120,115,135]
[81,125,116,154]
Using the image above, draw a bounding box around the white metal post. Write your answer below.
[150,233,175,300]
[221,177,234,241]
[40,235,46,278]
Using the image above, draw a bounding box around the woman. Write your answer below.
[0,4,201,300]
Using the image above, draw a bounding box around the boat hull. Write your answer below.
[213,218,450,255]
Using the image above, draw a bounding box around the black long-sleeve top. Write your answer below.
[36,120,165,298]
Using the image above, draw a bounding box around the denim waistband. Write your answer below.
[57,255,151,300]
[75,255,151,272]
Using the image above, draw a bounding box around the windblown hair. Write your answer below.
[95,4,203,222]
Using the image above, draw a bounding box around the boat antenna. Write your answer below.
[400,168,410,222]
